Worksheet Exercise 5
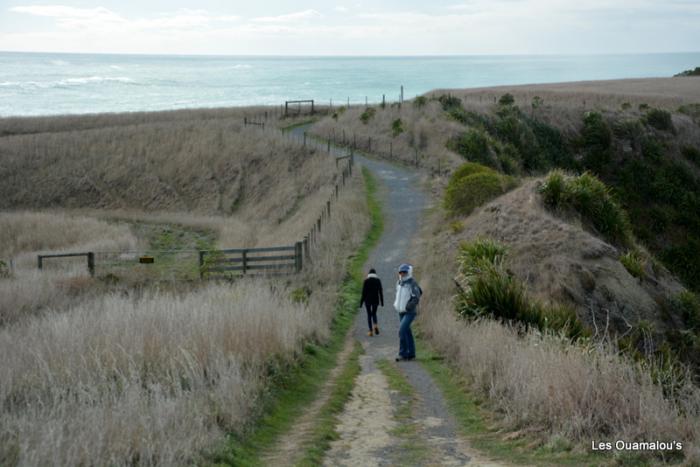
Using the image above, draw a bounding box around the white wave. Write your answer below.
[50,59,70,66]
[110,65,124,70]
[61,76,134,85]
[229,64,253,69]
[0,76,136,90]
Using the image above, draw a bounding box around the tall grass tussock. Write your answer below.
[539,170,633,246]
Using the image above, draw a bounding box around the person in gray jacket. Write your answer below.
[393,263,422,361]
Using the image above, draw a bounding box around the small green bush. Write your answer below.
[450,220,464,233]
[678,103,700,122]
[639,103,650,112]
[682,145,700,165]
[499,93,515,106]
[452,129,492,166]
[539,171,633,246]
[360,107,376,124]
[621,102,632,111]
[444,164,516,216]
[438,94,462,111]
[413,96,427,108]
[641,137,664,160]
[644,108,675,133]
[620,250,645,279]
[290,286,311,305]
[450,161,491,179]
[674,290,700,331]
[582,112,612,151]
[391,118,404,137]
[0,260,10,279]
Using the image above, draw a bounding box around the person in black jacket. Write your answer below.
[360,268,384,336]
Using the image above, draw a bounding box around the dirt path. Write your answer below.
[286,126,502,466]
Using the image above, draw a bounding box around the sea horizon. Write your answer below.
[2,50,699,117]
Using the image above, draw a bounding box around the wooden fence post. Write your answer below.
[368,137,371,152]
[335,184,339,199]
[390,141,393,158]
[295,242,303,272]
[198,251,205,279]
[327,200,331,219]
[38,255,43,270]
[242,250,248,274]
[87,252,95,277]
[304,236,310,261]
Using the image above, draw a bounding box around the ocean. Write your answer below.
[1,51,699,117]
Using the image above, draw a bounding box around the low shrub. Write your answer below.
[678,103,700,123]
[449,221,464,234]
[391,118,404,137]
[644,108,675,133]
[675,290,700,331]
[437,94,462,111]
[0,260,10,279]
[451,129,492,166]
[620,250,646,279]
[359,107,376,124]
[682,145,700,165]
[498,93,515,106]
[539,170,633,246]
[413,96,427,108]
[444,163,517,216]
[582,111,612,152]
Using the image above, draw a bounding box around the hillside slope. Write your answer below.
[452,179,684,336]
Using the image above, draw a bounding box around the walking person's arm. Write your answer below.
[379,280,384,307]
[360,280,367,308]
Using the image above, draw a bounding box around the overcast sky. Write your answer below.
[1,0,698,55]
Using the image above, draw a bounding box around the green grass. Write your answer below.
[375,360,431,465]
[416,341,612,466]
[294,342,362,466]
[620,250,646,279]
[210,167,383,466]
[280,118,320,131]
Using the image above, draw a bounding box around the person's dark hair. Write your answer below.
[369,268,376,274]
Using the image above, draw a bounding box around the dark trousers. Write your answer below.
[365,303,378,330]
[398,311,416,358]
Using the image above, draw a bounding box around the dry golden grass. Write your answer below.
[310,102,464,175]
[0,105,276,136]
[0,282,310,465]
[0,116,335,220]
[0,211,137,259]
[0,170,368,466]
[0,102,370,464]
[414,191,700,462]
[437,77,700,113]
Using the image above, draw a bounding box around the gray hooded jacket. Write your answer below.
[393,266,422,314]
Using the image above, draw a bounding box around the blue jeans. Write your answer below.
[398,311,416,358]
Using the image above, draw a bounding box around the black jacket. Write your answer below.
[360,274,384,307]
